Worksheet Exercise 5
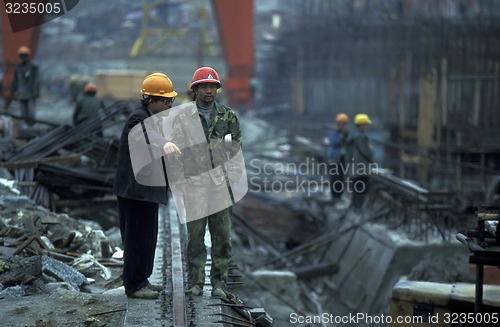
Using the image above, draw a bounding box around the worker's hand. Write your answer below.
[163,142,181,155]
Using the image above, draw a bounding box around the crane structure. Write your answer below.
[129,0,188,58]
[1,0,254,109]
[129,0,254,108]
[213,0,254,109]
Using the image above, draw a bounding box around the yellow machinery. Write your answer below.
[391,278,500,326]
[129,0,216,59]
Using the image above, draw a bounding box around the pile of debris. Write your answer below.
[0,178,123,301]
[0,101,129,228]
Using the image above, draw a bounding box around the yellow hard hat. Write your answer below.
[354,113,372,125]
[141,73,178,98]
[335,113,349,123]
[18,46,31,56]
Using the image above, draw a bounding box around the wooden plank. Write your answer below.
[2,154,81,170]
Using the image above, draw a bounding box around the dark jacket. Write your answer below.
[345,128,373,178]
[114,105,169,204]
[11,61,39,100]
[73,95,104,125]
[326,128,348,163]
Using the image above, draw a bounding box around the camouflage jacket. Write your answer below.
[167,101,242,185]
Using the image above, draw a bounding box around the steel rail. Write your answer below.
[169,207,187,327]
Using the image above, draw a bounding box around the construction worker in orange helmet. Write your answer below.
[114,72,179,300]
[10,45,39,126]
[73,83,104,126]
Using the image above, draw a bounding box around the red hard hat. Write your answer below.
[190,67,222,89]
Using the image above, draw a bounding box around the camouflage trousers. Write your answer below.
[186,206,233,289]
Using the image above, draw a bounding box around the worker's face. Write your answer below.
[19,54,30,62]
[195,83,218,105]
[149,97,175,114]
[357,123,369,132]
[336,121,347,132]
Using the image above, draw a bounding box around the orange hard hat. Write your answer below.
[18,46,31,56]
[141,73,178,98]
[84,83,97,93]
[335,113,349,123]
[190,67,222,89]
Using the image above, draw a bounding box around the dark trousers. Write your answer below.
[117,196,159,295]
[351,176,370,212]
[329,162,345,200]
[20,99,36,126]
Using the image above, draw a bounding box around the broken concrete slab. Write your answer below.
[41,255,88,290]
[250,270,300,314]
[0,284,25,298]
[0,246,17,257]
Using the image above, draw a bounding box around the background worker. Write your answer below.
[180,67,242,298]
[114,72,179,299]
[346,113,374,213]
[67,75,81,104]
[325,113,350,203]
[73,83,104,126]
[10,46,39,126]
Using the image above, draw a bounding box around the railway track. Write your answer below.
[123,201,253,327]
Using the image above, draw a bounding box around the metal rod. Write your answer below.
[169,206,187,327]
[475,263,483,327]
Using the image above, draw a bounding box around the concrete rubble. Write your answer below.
[0,178,124,323]
[1,99,494,326]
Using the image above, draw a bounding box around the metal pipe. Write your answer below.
[456,233,485,252]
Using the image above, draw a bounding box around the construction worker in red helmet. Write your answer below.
[10,45,39,126]
[175,66,242,298]
[114,72,179,300]
[325,113,350,205]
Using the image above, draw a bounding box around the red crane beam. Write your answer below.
[212,0,254,109]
